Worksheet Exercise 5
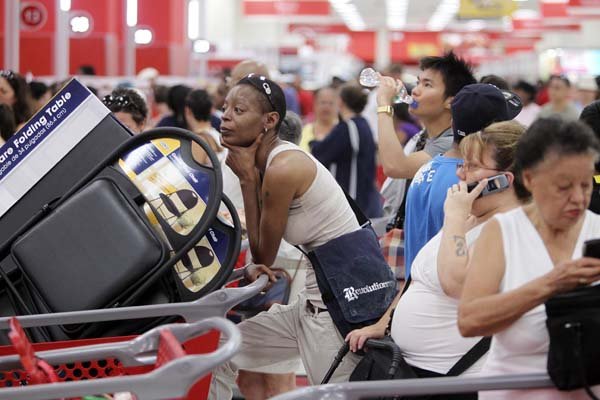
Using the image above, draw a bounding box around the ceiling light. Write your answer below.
[193,39,210,53]
[127,0,138,27]
[188,0,200,39]
[386,0,409,30]
[70,16,90,33]
[60,0,71,11]
[512,9,540,19]
[427,0,459,31]
[134,28,152,45]
[329,0,366,31]
[466,19,486,31]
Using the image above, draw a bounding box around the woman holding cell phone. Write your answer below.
[346,121,525,397]
[459,118,600,399]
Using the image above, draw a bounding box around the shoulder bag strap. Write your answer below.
[342,189,370,228]
[346,118,360,200]
[445,336,491,376]
[388,179,411,231]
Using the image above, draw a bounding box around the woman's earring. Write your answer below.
[264,127,268,134]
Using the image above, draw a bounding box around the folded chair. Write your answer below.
[0,127,241,341]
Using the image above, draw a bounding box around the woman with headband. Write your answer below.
[210,74,362,399]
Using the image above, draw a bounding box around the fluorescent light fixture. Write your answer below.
[512,9,539,19]
[188,0,200,39]
[127,0,138,27]
[466,19,486,31]
[193,39,210,53]
[60,0,71,11]
[427,0,459,31]
[134,28,152,44]
[70,15,90,33]
[386,0,409,30]
[328,0,366,31]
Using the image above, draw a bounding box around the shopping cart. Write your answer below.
[0,316,239,400]
[269,373,553,400]
[0,273,268,399]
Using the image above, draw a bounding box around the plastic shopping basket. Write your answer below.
[0,316,240,400]
[0,273,268,399]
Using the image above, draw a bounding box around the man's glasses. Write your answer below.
[456,162,501,174]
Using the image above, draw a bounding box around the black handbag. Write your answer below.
[546,284,600,399]
[323,334,488,400]
[296,192,397,338]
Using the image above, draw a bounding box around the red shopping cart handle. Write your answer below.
[8,318,59,385]
[0,317,241,400]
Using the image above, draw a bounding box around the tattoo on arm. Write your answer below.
[453,235,467,257]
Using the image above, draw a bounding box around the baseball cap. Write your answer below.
[452,83,523,141]
[237,73,287,129]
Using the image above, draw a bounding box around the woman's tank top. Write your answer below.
[266,141,360,307]
[480,207,600,399]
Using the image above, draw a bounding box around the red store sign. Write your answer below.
[243,1,330,16]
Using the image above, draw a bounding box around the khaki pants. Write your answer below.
[209,292,360,399]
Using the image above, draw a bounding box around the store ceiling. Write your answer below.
[344,0,540,31]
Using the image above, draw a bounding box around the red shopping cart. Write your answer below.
[0,273,268,399]
[0,316,240,400]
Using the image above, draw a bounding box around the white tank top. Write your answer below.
[480,207,600,400]
[266,142,360,307]
[392,224,485,375]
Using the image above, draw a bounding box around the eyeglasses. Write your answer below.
[456,162,501,173]
[0,70,15,79]
[103,94,132,108]
[0,70,16,82]
[103,94,145,118]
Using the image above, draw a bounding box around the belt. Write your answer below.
[306,301,327,314]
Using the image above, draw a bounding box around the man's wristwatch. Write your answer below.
[377,105,394,117]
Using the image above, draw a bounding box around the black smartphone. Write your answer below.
[467,174,510,198]
[583,239,600,259]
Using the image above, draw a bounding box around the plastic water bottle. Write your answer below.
[359,67,413,105]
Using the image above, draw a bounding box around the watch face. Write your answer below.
[377,106,393,115]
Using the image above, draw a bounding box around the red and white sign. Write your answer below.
[244,1,330,16]
[567,0,600,16]
[20,1,47,31]
[512,17,580,32]
[569,0,600,6]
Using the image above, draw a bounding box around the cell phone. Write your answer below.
[467,174,510,198]
[583,239,600,259]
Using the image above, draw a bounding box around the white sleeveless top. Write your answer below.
[480,207,600,400]
[266,142,360,307]
[392,224,485,375]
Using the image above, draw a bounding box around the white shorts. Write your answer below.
[209,291,361,399]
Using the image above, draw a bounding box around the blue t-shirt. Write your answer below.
[404,155,462,277]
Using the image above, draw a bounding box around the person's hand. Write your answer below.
[244,263,277,288]
[547,257,600,294]
[444,180,487,220]
[222,132,264,181]
[345,322,387,353]
[376,75,401,107]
